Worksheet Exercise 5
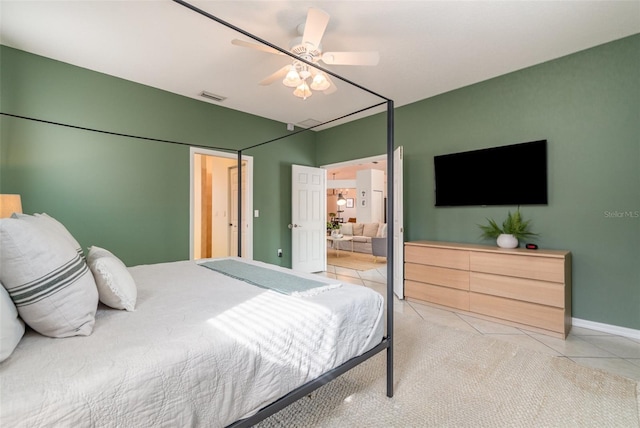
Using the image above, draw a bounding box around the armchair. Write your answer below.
[371,237,387,263]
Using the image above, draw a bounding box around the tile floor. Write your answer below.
[319,263,640,382]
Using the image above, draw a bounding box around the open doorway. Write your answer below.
[322,149,404,299]
[322,154,387,272]
[190,147,253,260]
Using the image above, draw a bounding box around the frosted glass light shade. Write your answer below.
[293,82,312,100]
[283,67,302,87]
[310,73,330,91]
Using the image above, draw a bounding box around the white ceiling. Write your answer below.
[326,157,386,181]
[1,1,639,131]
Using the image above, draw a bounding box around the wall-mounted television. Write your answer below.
[434,140,548,207]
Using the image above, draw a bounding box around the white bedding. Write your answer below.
[0,258,384,427]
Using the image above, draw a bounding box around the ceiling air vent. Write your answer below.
[296,118,323,129]
[200,91,226,102]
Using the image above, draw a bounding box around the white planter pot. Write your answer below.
[497,234,518,249]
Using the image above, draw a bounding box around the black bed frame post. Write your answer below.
[166,2,397,423]
[386,99,395,398]
[237,150,243,257]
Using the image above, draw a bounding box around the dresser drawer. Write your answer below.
[404,241,571,338]
[406,263,469,291]
[470,293,565,333]
[405,245,469,270]
[470,252,565,283]
[470,272,565,308]
[405,280,469,310]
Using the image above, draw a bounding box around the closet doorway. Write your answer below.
[190,147,253,260]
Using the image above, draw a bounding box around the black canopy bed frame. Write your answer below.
[175,4,396,426]
[1,1,396,426]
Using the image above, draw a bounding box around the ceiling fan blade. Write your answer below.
[231,39,284,55]
[321,51,380,66]
[302,8,330,50]
[259,65,290,86]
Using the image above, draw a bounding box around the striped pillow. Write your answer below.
[34,213,85,259]
[0,216,98,338]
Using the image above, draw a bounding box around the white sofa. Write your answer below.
[332,222,387,254]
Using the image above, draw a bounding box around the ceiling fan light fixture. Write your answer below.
[282,65,302,87]
[298,65,312,80]
[293,81,312,100]
[310,72,330,91]
[232,7,380,102]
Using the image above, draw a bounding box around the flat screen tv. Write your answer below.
[434,140,548,207]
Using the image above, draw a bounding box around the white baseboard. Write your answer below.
[572,318,640,340]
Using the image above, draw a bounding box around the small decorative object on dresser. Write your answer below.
[478,208,537,248]
[496,233,518,249]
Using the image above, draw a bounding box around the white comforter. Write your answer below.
[0,258,384,427]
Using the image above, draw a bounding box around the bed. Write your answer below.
[1,2,396,425]
[1,242,383,427]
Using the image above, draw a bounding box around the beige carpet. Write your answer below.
[327,250,385,271]
[257,315,639,427]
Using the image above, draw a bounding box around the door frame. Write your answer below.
[393,146,404,299]
[189,147,253,260]
[321,153,404,297]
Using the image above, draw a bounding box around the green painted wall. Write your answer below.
[247,139,321,267]
[0,46,315,267]
[317,35,640,330]
[2,35,638,330]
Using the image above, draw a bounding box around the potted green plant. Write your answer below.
[327,221,340,236]
[478,209,537,248]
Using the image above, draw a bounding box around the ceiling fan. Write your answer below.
[231,7,380,99]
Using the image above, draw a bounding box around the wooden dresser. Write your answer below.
[404,241,572,338]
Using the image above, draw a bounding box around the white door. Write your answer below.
[393,146,404,299]
[291,165,326,273]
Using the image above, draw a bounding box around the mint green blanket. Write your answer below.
[199,259,340,296]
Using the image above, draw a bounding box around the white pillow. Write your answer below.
[0,216,98,338]
[87,246,137,311]
[340,223,353,236]
[34,213,84,258]
[363,223,379,238]
[0,283,25,363]
[377,223,388,238]
[352,223,364,236]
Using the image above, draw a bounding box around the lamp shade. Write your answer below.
[310,73,330,91]
[293,82,312,100]
[282,66,302,88]
[0,194,23,218]
[337,193,347,206]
